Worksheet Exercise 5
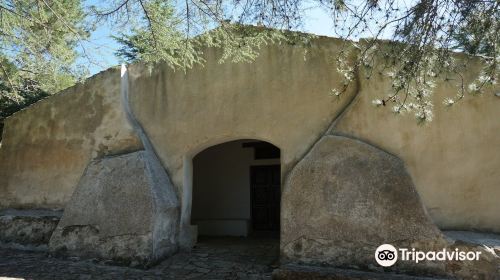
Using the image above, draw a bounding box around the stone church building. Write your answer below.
[0,36,499,278]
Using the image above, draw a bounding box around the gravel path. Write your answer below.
[0,237,279,280]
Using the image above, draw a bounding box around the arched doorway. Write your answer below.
[191,139,281,238]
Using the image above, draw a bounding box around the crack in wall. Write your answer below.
[283,57,362,183]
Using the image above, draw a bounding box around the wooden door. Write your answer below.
[250,165,280,231]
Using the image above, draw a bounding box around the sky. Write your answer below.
[80,4,337,76]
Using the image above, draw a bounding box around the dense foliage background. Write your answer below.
[0,0,497,138]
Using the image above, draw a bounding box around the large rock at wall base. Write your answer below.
[281,135,499,279]
[49,150,180,267]
[0,209,62,250]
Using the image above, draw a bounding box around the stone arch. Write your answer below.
[180,136,282,249]
[185,135,282,160]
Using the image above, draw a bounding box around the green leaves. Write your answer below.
[328,0,498,123]
[113,1,297,71]
[114,0,203,70]
[0,0,88,122]
[0,0,497,126]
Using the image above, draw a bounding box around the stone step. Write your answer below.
[0,208,62,250]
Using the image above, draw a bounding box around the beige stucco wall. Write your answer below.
[127,38,499,233]
[0,35,498,233]
[127,37,358,197]
[0,68,142,209]
[333,55,500,232]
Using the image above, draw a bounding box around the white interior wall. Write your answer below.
[191,140,279,236]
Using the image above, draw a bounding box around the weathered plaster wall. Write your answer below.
[0,68,142,209]
[0,35,498,234]
[127,37,358,198]
[333,55,500,232]
[127,38,499,233]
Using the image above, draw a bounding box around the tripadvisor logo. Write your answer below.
[375,244,398,267]
[374,244,482,267]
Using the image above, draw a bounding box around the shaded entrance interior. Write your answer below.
[191,139,281,238]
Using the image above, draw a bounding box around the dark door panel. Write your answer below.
[250,165,280,231]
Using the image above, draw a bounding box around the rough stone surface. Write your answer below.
[281,135,499,279]
[272,264,451,280]
[0,209,62,249]
[444,231,500,256]
[49,150,179,267]
[281,136,445,267]
[440,239,500,279]
[0,237,278,279]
